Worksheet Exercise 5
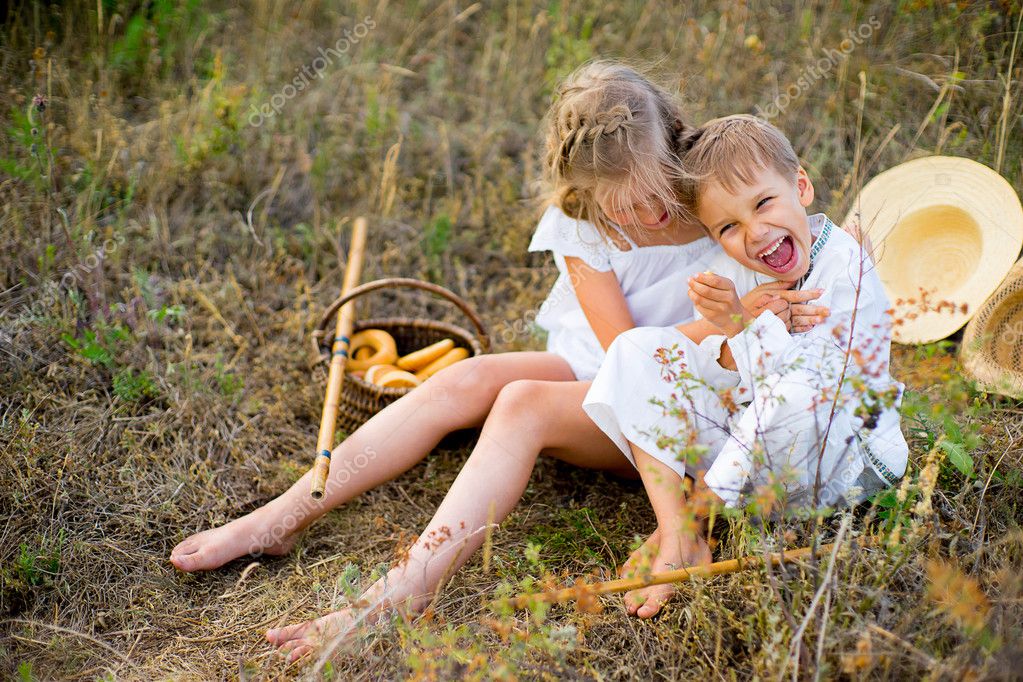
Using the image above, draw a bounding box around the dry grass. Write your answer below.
[2,0,1022,679]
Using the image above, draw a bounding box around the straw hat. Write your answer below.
[841,156,1023,344]
[960,257,1023,397]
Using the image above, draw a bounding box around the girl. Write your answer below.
[169,61,825,660]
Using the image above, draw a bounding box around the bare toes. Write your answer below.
[288,644,313,663]
[624,584,674,619]
[266,622,308,646]
[169,550,204,572]
[636,586,673,619]
[623,588,646,615]
[636,599,662,619]
[171,537,200,555]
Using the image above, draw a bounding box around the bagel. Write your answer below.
[415,347,470,380]
[375,369,422,388]
[353,346,374,361]
[347,329,398,371]
[397,338,455,371]
[365,363,402,385]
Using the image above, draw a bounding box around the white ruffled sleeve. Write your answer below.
[528,205,614,272]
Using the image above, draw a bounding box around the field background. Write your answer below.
[2,0,1022,679]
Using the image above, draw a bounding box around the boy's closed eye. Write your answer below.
[714,197,773,236]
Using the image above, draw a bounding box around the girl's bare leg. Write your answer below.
[170,352,576,572]
[621,444,711,619]
[265,379,635,661]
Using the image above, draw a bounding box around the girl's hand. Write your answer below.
[739,280,795,313]
[741,280,796,323]
[750,295,791,327]
[688,272,747,336]
[775,289,828,333]
[741,282,830,334]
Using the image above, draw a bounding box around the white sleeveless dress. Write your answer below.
[528,206,720,380]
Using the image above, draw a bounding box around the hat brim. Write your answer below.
[842,156,1023,344]
[961,257,1023,398]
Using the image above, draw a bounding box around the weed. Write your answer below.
[423,213,452,282]
[112,367,159,402]
[61,324,131,368]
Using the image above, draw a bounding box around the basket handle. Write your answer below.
[311,277,491,359]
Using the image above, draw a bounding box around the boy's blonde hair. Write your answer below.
[543,60,696,241]
[679,114,800,214]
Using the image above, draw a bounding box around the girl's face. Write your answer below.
[594,185,672,230]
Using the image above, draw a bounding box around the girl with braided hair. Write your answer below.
[171,60,828,659]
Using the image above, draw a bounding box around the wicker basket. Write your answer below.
[312,277,490,438]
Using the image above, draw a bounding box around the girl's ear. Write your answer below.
[796,167,815,207]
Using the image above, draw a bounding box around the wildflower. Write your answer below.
[926,558,990,634]
[841,632,874,673]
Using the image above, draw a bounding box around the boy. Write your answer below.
[582,115,908,617]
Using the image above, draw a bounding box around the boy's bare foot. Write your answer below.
[266,608,360,663]
[169,507,299,572]
[619,527,661,578]
[623,531,711,619]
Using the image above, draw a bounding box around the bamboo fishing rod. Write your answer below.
[310,217,368,499]
[506,538,873,609]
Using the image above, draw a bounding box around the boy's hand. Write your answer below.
[739,281,830,334]
[688,272,748,336]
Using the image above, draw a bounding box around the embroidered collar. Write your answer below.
[793,215,833,288]
[809,217,833,261]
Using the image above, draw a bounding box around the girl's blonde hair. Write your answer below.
[543,60,697,241]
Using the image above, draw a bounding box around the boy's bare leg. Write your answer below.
[169,352,576,572]
[621,443,711,619]
[265,379,635,662]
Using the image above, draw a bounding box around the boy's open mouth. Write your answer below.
[757,235,797,273]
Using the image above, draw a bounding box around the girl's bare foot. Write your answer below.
[266,573,414,662]
[266,608,360,663]
[169,507,299,572]
[623,531,711,619]
[619,527,661,578]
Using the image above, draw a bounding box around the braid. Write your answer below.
[672,118,704,156]
[555,103,634,170]
[587,104,633,138]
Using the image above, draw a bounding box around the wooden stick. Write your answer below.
[509,539,873,609]
[310,217,368,499]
